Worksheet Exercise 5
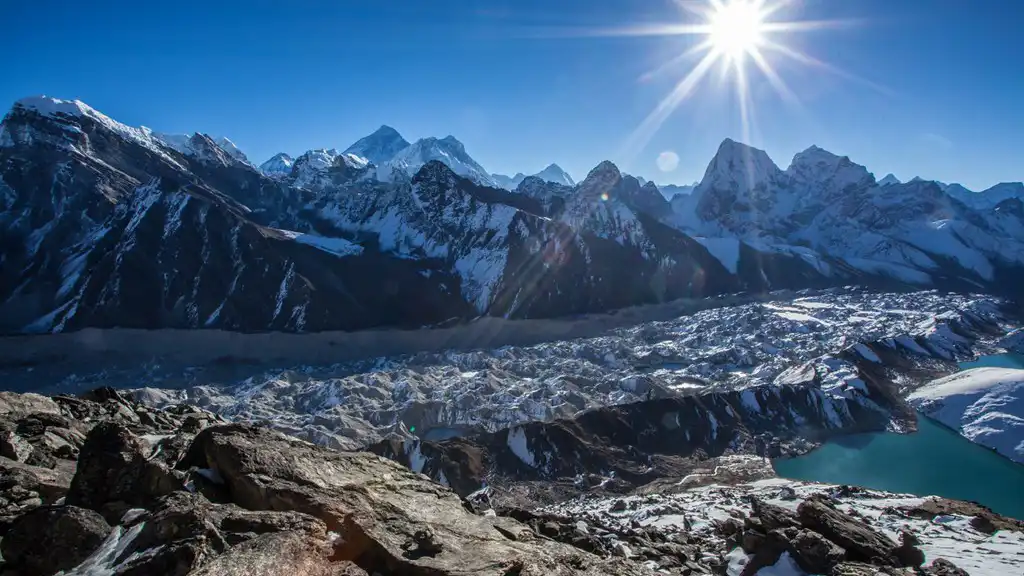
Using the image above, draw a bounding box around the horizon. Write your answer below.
[2,0,1022,190]
[4,93,1021,194]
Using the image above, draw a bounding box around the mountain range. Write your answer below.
[1,95,1022,334]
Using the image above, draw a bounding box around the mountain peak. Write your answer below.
[699,139,779,191]
[343,126,410,165]
[534,163,575,187]
[259,152,295,177]
[578,161,622,198]
[439,135,466,152]
[878,173,901,187]
[13,95,92,119]
[586,160,621,179]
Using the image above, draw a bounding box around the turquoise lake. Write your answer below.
[958,352,1024,370]
[773,354,1024,519]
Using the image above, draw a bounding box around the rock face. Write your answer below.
[0,388,1014,575]
[1,96,914,335]
[66,421,181,522]
[177,424,644,575]
[371,373,904,505]
[0,505,110,574]
[675,140,1024,296]
[0,387,225,521]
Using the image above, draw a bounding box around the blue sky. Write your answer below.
[1,0,1021,190]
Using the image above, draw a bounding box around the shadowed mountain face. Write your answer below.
[1,96,1020,334]
[0,98,843,334]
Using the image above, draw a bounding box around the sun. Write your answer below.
[708,0,766,60]
[569,0,878,162]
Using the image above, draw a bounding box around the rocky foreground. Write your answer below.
[1,389,1021,575]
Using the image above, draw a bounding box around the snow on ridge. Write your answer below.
[13,96,188,170]
[909,367,1024,463]
[274,229,363,257]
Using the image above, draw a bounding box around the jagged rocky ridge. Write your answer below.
[1,97,856,334]
[0,388,1014,575]
[673,140,1024,294]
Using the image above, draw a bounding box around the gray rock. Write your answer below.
[180,423,649,575]
[0,505,110,575]
[65,422,181,522]
[922,558,970,576]
[789,529,846,574]
[797,497,896,566]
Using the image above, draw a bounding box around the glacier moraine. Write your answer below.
[11,288,1020,450]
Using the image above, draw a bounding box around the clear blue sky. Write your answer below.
[1,0,1021,190]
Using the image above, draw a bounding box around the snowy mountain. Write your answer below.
[342,124,410,165]
[672,139,1024,295]
[878,173,901,186]
[533,163,575,187]
[657,182,695,199]
[154,132,250,165]
[2,94,1022,334]
[492,164,574,190]
[258,152,294,178]
[3,96,838,334]
[909,367,1024,464]
[947,182,1024,209]
[490,172,526,190]
[380,135,496,187]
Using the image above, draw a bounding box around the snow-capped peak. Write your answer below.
[947,181,1024,209]
[259,152,295,178]
[8,96,187,170]
[698,138,780,192]
[213,136,249,164]
[154,131,251,165]
[343,125,410,165]
[534,163,575,187]
[290,148,370,190]
[785,145,873,192]
[382,135,495,187]
[13,95,94,118]
[878,173,901,187]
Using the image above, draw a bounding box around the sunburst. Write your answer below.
[582,0,877,161]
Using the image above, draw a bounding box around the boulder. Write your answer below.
[0,457,74,505]
[892,530,925,568]
[179,424,648,575]
[922,558,970,576]
[789,529,845,574]
[751,498,800,531]
[0,428,34,462]
[0,505,110,575]
[188,531,366,576]
[797,497,896,565]
[0,392,61,419]
[65,421,181,522]
[740,529,789,576]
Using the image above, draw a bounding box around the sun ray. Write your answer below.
[621,49,721,161]
[639,40,713,82]
[548,0,881,163]
[760,39,895,96]
[747,45,798,105]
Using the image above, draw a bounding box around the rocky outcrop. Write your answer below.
[796,496,900,565]
[66,421,182,522]
[372,377,900,506]
[177,423,646,575]
[0,388,1011,575]
[0,505,110,574]
[0,387,225,522]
